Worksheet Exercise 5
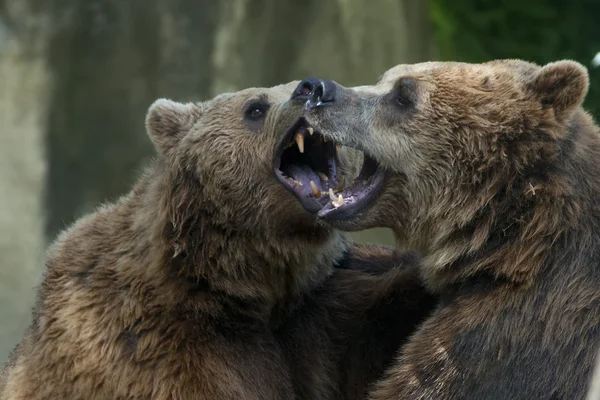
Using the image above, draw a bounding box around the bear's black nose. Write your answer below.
[292,78,336,108]
[291,78,320,100]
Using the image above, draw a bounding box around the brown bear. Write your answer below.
[297,60,600,399]
[0,81,435,400]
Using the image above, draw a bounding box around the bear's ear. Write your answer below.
[530,60,589,119]
[145,99,203,156]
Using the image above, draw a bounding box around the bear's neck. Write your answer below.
[123,166,349,322]
[418,110,600,293]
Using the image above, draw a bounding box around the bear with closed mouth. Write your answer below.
[299,61,600,399]
[0,81,435,400]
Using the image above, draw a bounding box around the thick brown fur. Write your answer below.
[0,82,436,399]
[303,60,600,399]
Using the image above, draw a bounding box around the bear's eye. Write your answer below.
[244,101,270,121]
[391,77,416,109]
[249,108,264,118]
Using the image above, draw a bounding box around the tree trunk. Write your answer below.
[0,0,49,361]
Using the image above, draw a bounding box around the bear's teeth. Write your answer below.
[336,144,342,152]
[332,194,345,208]
[295,133,304,153]
[306,127,314,135]
[293,180,303,186]
[328,188,336,202]
[317,172,328,182]
[310,181,321,198]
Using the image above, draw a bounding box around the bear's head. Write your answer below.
[299,60,591,287]
[144,82,361,299]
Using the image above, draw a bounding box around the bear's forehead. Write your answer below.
[377,62,467,84]
[377,60,541,89]
[212,82,299,104]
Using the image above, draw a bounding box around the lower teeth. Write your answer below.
[328,188,336,202]
[328,187,346,207]
[333,194,344,208]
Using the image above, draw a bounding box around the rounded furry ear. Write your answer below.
[145,99,203,155]
[531,60,589,119]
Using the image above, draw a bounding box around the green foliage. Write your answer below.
[430,0,600,118]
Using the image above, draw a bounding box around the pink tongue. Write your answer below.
[284,165,323,191]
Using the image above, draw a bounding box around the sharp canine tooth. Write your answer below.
[336,144,342,152]
[318,172,328,181]
[307,127,314,135]
[310,181,321,197]
[295,133,304,153]
[332,194,345,208]
[329,188,336,202]
[336,176,345,191]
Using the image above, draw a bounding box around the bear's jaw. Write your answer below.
[316,153,385,220]
[274,117,385,218]
[274,117,342,213]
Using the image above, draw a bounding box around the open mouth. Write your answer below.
[273,118,385,218]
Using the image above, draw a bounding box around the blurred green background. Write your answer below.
[0,0,598,362]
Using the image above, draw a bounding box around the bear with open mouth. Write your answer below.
[0,81,435,400]
[300,60,600,399]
